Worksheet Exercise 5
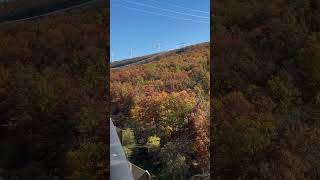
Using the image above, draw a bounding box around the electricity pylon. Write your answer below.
[129,47,136,58]
[156,42,161,52]
[111,50,115,61]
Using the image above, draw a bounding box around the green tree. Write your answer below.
[122,128,136,157]
[160,142,189,180]
[146,135,161,152]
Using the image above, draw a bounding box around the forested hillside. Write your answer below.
[0,0,95,22]
[212,0,320,179]
[111,43,208,68]
[0,1,108,179]
[111,43,210,179]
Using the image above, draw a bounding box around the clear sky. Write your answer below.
[110,0,210,61]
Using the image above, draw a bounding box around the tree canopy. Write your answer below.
[0,2,108,179]
[212,0,320,179]
[111,43,210,179]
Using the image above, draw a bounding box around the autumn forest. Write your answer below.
[0,1,108,179]
[111,43,210,179]
[0,0,319,180]
[213,0,320,179]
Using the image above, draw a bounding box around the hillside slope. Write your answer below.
[111,42,210,179]
[111,42,209,68]
[0,0,97,22]
[0,1,108,179]
[212,0,320,179]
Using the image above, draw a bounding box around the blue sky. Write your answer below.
[110,0,210,61]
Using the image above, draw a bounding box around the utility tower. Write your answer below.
[156,42,161,52]
[129,48,135,58]
[111,50,115,61]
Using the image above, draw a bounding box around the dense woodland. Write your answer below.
[0,1,108,179]
[0,0,94,22]
[213,0,320,179]
[3,0,320,179]
[110,44,210,179]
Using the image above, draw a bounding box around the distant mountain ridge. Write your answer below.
[111,42,209,69]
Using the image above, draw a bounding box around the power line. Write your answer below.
[122,0,209,19]
[122,6,209,24]
[147,0,209,14]
[0,0,99,26]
